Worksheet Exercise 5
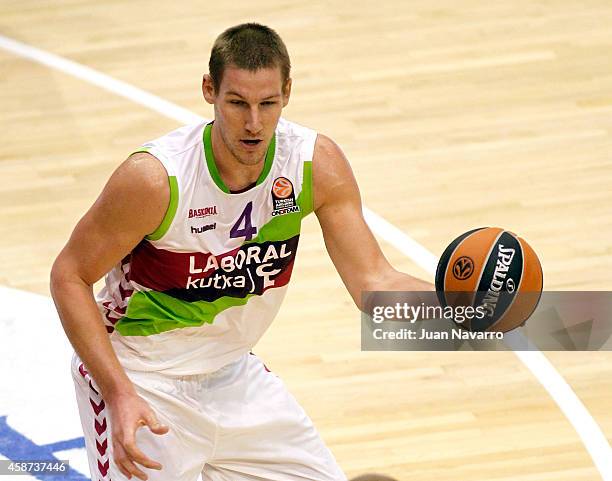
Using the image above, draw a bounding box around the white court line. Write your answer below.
[0,35,202,126]
[1,33,610,480]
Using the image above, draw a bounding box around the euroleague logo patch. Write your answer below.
[272,177,293,199]
[271,177,300,216]
[452,256,474,280]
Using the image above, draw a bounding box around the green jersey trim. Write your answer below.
[203,123,276,194]
[115,290,256,336]
[145,175,179,241]
[130,148,179,241]
[302,160,314,216]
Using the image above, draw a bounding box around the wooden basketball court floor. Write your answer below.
[1,1,611,480]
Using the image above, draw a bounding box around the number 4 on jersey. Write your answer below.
[230,201,257,241]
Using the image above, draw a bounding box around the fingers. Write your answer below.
[143,412,170,435]
[113,441,148,480]
[121,429,163,471]
[109,396,168,478]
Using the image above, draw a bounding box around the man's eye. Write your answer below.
[230,100,245,105]
[261,101,276,106]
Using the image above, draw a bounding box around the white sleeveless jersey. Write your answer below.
[96,118,316,375]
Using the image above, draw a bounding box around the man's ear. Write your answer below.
[202,74,216,104]
[282,78,292,107]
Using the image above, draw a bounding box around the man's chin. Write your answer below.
[238,158,263,167]
[234,148,265,166]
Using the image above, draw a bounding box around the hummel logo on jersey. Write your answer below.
[188,206,218,219]
[191,223,216,234]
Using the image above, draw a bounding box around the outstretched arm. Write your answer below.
[313,134,433,311]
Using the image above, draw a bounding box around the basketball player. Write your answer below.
[50,23,429,481]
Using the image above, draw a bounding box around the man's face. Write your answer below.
[203,65,291,166]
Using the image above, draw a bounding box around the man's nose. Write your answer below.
[245,105,263,135]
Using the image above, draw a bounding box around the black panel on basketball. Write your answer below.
[471,231,523,331]
[435,227,485,307]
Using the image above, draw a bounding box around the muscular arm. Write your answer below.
[50,152,170,479]
[313,135,433,310]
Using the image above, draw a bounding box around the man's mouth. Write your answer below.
[240,139,262,150]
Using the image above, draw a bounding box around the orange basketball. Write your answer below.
[435,227,543,332]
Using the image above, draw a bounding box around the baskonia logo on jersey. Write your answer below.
[271,177,300,216]
[188,205,218,219]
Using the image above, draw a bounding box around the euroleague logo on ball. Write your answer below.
[272,177,293,199]
[452,256,474,280]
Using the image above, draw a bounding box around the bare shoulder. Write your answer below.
[313,133,348,173]
[312,133,360,212]
[112,151,169,195]
[88,151,170,240]
[51,152,170,285]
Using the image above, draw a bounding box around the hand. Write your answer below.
[107,392,170,480]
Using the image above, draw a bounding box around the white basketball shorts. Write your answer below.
[71,352,346,481]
